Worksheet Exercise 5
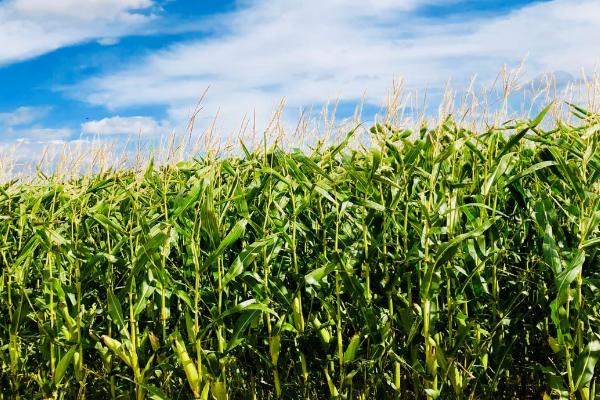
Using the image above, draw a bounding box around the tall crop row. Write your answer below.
[0,104,599,399]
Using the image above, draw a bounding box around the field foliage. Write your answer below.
[0,103,599,399]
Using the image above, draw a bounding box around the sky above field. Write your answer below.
[0,0,599,151]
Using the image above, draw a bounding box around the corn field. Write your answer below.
[0,103,599,399]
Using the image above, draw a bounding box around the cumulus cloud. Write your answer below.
[0,0,156,65]
[81,115,172,136]
[72,0,600,136]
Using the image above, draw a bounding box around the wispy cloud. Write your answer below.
[0,106,51,126]
[81,115,172,136]
[0,106,72,143]
[13,127,73,143]
[70,0,599,136]
[0,0,156,65]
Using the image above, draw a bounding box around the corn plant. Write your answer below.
[0,103,598,399]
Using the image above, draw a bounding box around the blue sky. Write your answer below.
[0,0,598,156]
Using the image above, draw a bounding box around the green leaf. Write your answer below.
[38,227,69,247]
[305,263,335,286]
[234,181,249,217]
[200,185,221,250]
[292,153,335,183]
[434,218,497,269]
[356,198,385,212]
[204,219,247,268]
[9,295,25,335]
[13,235,39,268]
[581,236,600,249]
[496,102,553,160]
[530,101,554,127]
[503,160,557,187]
[134,281,155,317]
[223,235,277,286]
[145,385,170,400]
[227,309,261,351]
[91,213,125,235]
[172,181,204,218]
[133,224,173,275]
[87,177,114,193]
[555,251,585,305]
[574,341,600,390]
[567,102,593,118]
[552,148,585,201]
[54,345,77,385]
[107,290,126,332]
[483,153,512,195]
[329,127,357,159]
[203,300,276,333]
[543,225,562,276]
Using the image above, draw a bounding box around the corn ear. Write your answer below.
[171,331,201,398]
[101,335,133,369]
[324,366,339,398]
[270,334,281,366]
[343,334,360,364]
[292,295,304,332]
[212,381,228,400]
[73,349,83,382]
[313,316,332,345]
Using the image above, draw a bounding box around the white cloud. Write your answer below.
[73,0,600,136]
[0,106,51,126]
[0,0,155,65]
[12,127,73,143]
[13,128,73,143]
[0,106,72,145]
[97,37,120,46]
[11,0,152,20]
[81,115,172,136]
